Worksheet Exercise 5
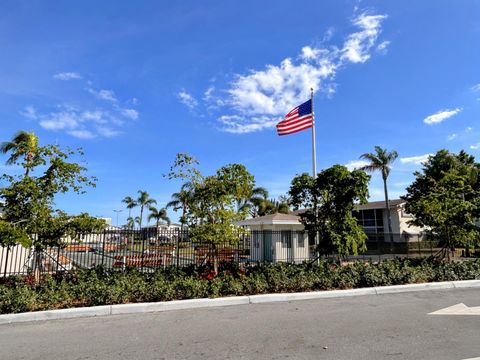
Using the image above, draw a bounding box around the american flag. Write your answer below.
[276,99,313,136]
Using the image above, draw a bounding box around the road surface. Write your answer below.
[1,288,480,359]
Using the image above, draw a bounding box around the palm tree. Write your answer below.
[136,190,156,228]
[167,182,194,231]
[122,196,137,219]
[134,216,142,227]
[237,186,269,217]
[0,130,39,175]
[125,216,135,229]
[360,146,399,242]
[148,206,171,228]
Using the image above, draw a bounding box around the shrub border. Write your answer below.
[1,279,479,325]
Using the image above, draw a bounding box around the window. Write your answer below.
[298,235,305,248]
[281,231,292,248]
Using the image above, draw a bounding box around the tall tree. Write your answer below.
[125,216,135,229]
[136,190,156,228]
[188,163,255,274]
[122,196,137,219]
[0,133,98,281]
[237,186,269,217]
[360,146,398,241]
[148,206,171,228]
[289,165,370,257]
[0,130,39,175]
[167,182,194,231]
[402,150,480,260]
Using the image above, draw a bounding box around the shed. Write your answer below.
[235,213,310,263]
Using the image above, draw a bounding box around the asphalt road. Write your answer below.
[1,288,480,360]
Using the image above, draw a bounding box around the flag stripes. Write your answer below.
[276,99,313,136]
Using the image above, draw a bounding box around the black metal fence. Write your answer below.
[0,229,469,277]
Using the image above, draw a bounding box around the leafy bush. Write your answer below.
[0,258,479,314]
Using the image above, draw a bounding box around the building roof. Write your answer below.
[354,199,405,211]
[291,199,406,215]
[236,213,301,226]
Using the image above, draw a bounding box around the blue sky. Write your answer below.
[0,0,479,225]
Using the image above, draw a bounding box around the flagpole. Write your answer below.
[311,88,317,177]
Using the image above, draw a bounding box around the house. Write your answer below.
[352,199,426,242]
[236,199,427,263]
[235,213,309,263]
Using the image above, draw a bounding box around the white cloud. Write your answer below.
[203,86,215,101]
[376,40,390,54]
[400,154,432,165]
[423,108,462,125]
[39,110,80,130]
[20,105,37,119]
[218,115,278,134]
[345,160,370,171]
[447,133,457,141]
[341,13,388,63]
[471,84,480,92]
[88,88,118,102]
[24,105,127,139]
[96,127,123,138]
[120,108,139,120]
[22,76,139,139]
[67,129,96,139]
[53,72,82,81]
[470,143,480,150]
[200,11,388,134]
[178,90,198,109]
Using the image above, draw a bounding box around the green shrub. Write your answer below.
[0,258,479,314]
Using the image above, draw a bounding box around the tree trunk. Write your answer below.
[33,250,43,284]
[212,244,218,275]
[383,176,394,252]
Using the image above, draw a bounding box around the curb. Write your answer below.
[1,279,479,325]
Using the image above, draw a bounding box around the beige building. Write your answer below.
[236,199,427,263]
[236,213,309,263]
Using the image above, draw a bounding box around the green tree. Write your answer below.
[289,165,370,257]
[0,132,98,280]
[187,163,255,274]
[166,182,194,231]
[122,196,137,219]
[0,130,39,175]
[360,146,398,243]
[402,150,480,260]
[67,213,107,234]
[136,190,156,228]
[148,206,171,228]
[125,216,135,229]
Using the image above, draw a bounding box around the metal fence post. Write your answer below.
[175,229,180,268]
[3,246,10,278]
[101,229,106,267]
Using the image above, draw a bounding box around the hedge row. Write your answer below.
[1,258,480,314]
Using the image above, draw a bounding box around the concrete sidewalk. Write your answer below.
[1,279,479,325]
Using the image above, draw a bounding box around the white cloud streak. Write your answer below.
[400,154,432,165]
[53,72,82,81]
[376,40,390,54]
[88,88,118,102]
[341,14,388,63]
[470,143,480,150]
[178,90,198,109]
[423,108,462,125]
[196,11,388,134]
[22,76,140,139]
[345,160,370,171]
